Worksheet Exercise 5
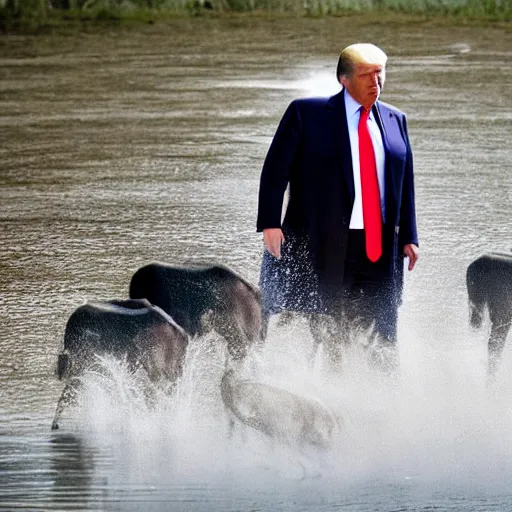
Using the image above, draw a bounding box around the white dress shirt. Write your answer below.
[344,89,386,229]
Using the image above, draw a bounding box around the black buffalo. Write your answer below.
[467,252,512,376]
[129,263,263,360]
[51,298,188,430]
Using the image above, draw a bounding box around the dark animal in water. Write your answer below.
[129,263,263,360]
[467,252,512,376]
[51,298,188,430]
[220,369,340,449]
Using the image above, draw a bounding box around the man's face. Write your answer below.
[340,62,385,109]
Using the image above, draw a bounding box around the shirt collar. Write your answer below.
[344,88,375,121]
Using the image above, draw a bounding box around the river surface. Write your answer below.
[1,16,512,511]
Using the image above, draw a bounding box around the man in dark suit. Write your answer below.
[256,43,419,369]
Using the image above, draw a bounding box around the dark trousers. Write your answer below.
[340,229,398,344]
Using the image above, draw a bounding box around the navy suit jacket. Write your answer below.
[257,89,418,313]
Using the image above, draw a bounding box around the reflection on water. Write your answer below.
[49,434,96,509]
[1,17,512,511]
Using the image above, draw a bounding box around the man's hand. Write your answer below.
[404,244,419,271]
[263,228,285,259]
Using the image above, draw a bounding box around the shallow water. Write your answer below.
[1,17,512,511]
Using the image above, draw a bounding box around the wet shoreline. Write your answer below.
[1,9,510,38]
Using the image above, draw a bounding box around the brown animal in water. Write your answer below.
[51,298,188,430]
[129,262,263,360]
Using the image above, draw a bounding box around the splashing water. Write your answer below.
[67,309,512,502]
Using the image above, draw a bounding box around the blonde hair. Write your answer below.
[336,43,387,81]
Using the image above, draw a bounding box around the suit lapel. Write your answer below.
[327,96,401,206]
[327,90,355,201]
[373,101,390,192]
[372,102,387,146]
[374,101,400,211]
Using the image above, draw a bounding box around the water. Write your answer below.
[1,17,512,511]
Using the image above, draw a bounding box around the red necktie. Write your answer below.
[358,107,382,262]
